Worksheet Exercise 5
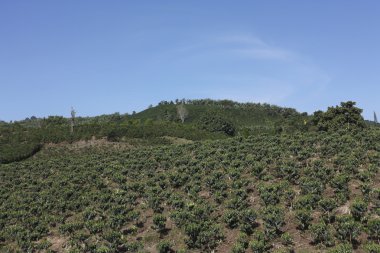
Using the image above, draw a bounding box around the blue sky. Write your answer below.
[1,1,380,121]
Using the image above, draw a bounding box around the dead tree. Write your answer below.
[177,103,188,123]
[70,107,76,134]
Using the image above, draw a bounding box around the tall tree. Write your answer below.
[177,103,188,123]
[70,107,76,134]
[312,101,365,131]
[374,111,378,124]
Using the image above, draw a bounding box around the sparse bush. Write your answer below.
[224,210,240,229]
[281,232,293,246]
[250,240,267,253]
[327,243,353,253]
[350,199,367,221]
[231,243,246,253]
[236,232,249,249]
[95,246,111,253]
[240,209,257,234]
[335,215,361,243]
[258,183,282,206]
[153,214,167,232]
[157,240,173,253]
[295,209,312,230]
[364,242,380,253]
[367,218,380,241]
[262,206,285,237]
[310,222,334,246]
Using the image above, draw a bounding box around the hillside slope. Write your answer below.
[1,128,379,252]
[0,99,309,164]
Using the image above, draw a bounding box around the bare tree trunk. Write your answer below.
[177,103,188,123]
[70,107,76,134]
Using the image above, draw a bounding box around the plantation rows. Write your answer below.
[1,128,380,252]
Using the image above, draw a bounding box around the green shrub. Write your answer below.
[102,230,121,243]
[95,246,111,253]
[124,241,142,252]
[367,218,380,241]
[196,225,224,250]
[231,243,246,253]
[262,206,285,237]
[312,101,366,132]
[184,222,223,250]
[197,113,236,136]
[350,199,367,221]
[310,222,334,246]
[330,174,350,195]
[236,232,249,249]
[319,197,337,222]
[258,183,282,206]
[335,215,361,243]
[224,210,240,229]
[240,209,257,234]
[299,177,324,195]
[295,209,312,230]
[157,240,173,253]
[34,239,52,250]
[327,243,353,253]
[294,194,319,210]
[59,222,83,235]
[153,214,167,232]
[281,232,293,246]
[364,242,380,253]
[250,240,267,253]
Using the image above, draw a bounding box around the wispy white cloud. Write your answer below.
[219,34,297,61]
[151,33,331,110]
[233,48,295,61]
[214,34,331,95]
[218,34,266,46]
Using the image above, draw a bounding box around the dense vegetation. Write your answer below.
[0,117,225,165]
[132,99,309,136]
[312,102,366,132]
[0,100,308,164]
[0,100,379,253]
